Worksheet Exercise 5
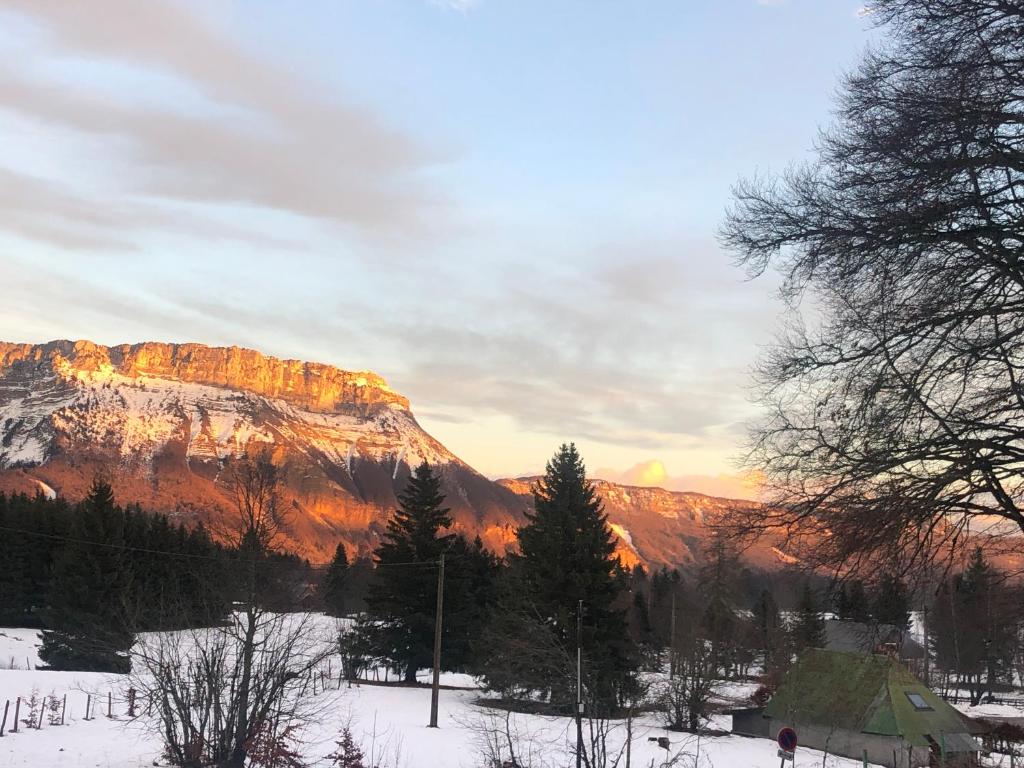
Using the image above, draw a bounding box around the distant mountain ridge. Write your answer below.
[0,339,789,568]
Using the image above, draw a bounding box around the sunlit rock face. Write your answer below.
[0,339,790,568]
[497,477,789,571]
[0,340,527,561]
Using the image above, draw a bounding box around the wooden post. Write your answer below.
[127,688,136,718]
[1,700,8,736]
[428,553,445,728]
[60,694,66,726]
[84,694,91,721]
[107,691,112,719]
[37,699,44,729]
[12,697,19,732]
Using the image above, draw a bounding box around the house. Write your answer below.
[731,649,981,767]
[824,620,926,664]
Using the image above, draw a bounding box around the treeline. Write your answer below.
[0,481,326,672]
[0,485,231,632]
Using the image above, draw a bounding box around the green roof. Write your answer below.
[764,649,978,750]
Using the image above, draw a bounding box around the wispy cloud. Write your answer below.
[430,0,480,10]
[0,0,445,240]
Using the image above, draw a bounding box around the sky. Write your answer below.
[0,0,877,498]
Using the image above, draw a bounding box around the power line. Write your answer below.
[0,524,462,570]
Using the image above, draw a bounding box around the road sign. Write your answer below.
[778,749,795,760]
[777,727,798,752]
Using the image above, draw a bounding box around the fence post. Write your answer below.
[36,699,44,729]
[84,694,91,721]
[60,694,66,726]
[127,688,136,718]
[107,692,112,719]
[12,697,19,732]
[0,700,8,736]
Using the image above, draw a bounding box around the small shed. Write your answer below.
[734,649,980,767]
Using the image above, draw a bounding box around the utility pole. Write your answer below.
[669,591,677,679]
[922,600,930,686]
[576,599,584,768]
[429,553,445,728]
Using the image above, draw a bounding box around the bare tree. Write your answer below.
[133,448,332,767]
[720,0,1024,574]
[131,614,331,767]
[659,631,715,734]
[457,706,557,768]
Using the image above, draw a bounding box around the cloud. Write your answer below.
[430,0,480,10]
[0,0,444,241]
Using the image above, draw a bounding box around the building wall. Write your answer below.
[763,718,974,768]
[730,709,770,739]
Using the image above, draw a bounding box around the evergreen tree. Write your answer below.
[321,543,350,617]
[442,534,499,671]
[870,572,911,630]
[835,579,871,623]
[790,583,825,654]
[489,443,636,712]
[365,462,453,682]
[753,589,787,673]
[648,567,684,649]
[698,537,743,676]
[930,548,1019,705]
[38,480,134,672]
[0,497,31,625]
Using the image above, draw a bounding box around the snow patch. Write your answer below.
[609,522,635,550]
[771,546,800,565]
[32,478,57,500]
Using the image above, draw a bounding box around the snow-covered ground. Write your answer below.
[0,617,880,768]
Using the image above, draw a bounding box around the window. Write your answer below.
[905,692,933,711]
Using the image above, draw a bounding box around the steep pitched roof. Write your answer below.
[765,649,978,750]
[824,620,926,660]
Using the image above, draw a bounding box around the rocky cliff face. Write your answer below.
[497,477,789,570]
[0,340,409,415]
[0,339,791,568]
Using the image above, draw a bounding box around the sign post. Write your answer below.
[776,727,798,768]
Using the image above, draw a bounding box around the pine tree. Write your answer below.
[365,462,453,682]
[321,543,350,617]
[790,583,825,654]
[442,534,499,671]
[327,727,367,768]
[498,443,636,712]
[870,572,911,630]
[835,579,871,623]
[0,497,31,625]
[753,589,787,673]
[698,537,743,676]
[38,480,134,672]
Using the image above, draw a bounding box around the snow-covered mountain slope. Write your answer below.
[0,340,526,561]
[0,339,789,568]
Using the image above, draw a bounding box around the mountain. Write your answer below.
[0,339,786,567]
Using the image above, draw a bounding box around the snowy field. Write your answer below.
[0,618,884,768]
